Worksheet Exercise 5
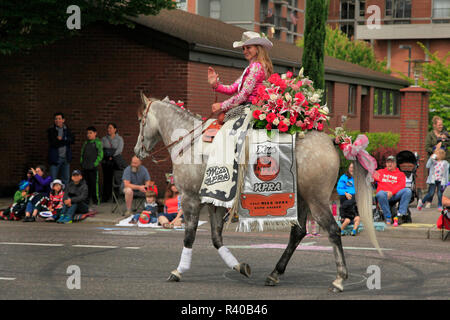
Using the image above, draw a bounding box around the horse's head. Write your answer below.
[134,91,162,160]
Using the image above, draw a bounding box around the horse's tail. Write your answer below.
[353,160,384,256]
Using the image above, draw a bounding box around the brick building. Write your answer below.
[2,8,428,196]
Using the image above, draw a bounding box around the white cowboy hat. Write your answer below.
[233,31,273,50]
[50,179,65,190]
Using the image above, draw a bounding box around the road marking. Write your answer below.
[228,243,392,252]
[0,242,64,247]
[123,247,140,250]
[72,245,118,249]
[0,277,16,281]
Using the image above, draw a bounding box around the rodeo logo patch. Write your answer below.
[204,166,230,186]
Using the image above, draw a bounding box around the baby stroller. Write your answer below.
[372,150,420,224]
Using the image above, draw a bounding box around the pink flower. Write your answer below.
[268,73,281,84]
[294,92,305,101]
[266,113,277,124]
[317,122,324,131]
[286,71,293,79]
[278,121,289,132]
[253,109,262,119]
[252,97,259,105]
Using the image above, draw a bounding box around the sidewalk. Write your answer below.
[0,197,447,240]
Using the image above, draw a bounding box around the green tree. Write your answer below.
[302,0,329,90]
[0,0,176,55]
[298,26,390,74]
[395,42,450,130]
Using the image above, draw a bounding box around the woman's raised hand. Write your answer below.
[207,67,218,88]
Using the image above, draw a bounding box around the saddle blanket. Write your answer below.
[237,131,298,232]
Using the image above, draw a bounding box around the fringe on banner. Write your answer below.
[227,135,249,230]
[236,217,299,232]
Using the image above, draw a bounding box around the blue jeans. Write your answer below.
[61,202,89,220]
[422,181,443,208]
[376,188,412,219]
[50,157,70,186]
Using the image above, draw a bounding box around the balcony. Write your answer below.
[356,22,450,40]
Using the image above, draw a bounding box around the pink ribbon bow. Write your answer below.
[341,134,377,175]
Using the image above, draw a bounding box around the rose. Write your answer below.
[286,71,293,79]
[268,73,281,84]
[266,123,272,130]
[317,122,324,131]
[294,92,305,101]
[278,121,288,132]
[259,113,266,120]
[253,109,262,119]
[283,118,291,126]
[272,118,280,126]
[266,112,277,124]
[290,115,297,125]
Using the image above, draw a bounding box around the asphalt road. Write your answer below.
[0,221,449,301]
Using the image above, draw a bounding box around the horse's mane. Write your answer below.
[154,97,203,121]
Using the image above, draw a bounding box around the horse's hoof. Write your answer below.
[328,282,344,293]
[265,275,279,286]
[234,263,251,278]
[167,270,181,282]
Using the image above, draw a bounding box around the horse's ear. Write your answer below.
[140,90,150,108]
[162,96,170,103]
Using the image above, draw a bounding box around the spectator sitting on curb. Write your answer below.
[130,188,159,225]
[23,165,52,222]
[0,180,31,221]
[57,170,89,224]
[373,155,412,227]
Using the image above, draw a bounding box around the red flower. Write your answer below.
[286,71,293,79]
[266,113,277,124]
[278,121,289,132]
[253,109,262,119]
[252,97,259,105]
[317,122,324,131]
[266,123,272,130]
[268,73,281,84]
[257,85,266,97]
[289,115,297,125]
[294,92,305,101]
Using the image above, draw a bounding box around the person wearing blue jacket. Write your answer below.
[336,163,360,236]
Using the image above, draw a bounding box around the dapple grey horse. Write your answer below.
[134,94,381,292]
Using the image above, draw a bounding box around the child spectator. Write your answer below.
[0,180,31,221]
[80,126,103,206]
[38,179,65,222]
[159,179,183,229]
[130,187,159,225]
[23,165,52,222]
[336,163,360,236]
[417,149,449,211]
[57,170,89,224]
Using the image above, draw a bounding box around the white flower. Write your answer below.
[283,118,290,126]
[281,73,287,80]
[270,94,278,101]
[284,92,292,101]
[298,67,304,78]
[272,118,280,126]
[310,93,321,103]
[318,106,329,115]
[298,131,305,139]
[259,113,266,120]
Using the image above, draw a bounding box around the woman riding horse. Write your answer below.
[201,31,274,210]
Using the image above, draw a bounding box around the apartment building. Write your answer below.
[328,0,450,77]
[176,0,305,44]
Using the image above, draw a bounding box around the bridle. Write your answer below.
[139,98,217,164]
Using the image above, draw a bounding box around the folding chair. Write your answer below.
[439,208,450,241]
[111,171,146,215]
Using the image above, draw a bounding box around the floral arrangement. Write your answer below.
[251,68,329,136]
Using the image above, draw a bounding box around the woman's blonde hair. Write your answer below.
[255,45,273,77]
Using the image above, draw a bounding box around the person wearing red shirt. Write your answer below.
[373,155,412,227]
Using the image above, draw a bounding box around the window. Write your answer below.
[359,1,366,17]
[176,0,187,11]
[433,0,450,23]
[340,23,354,39]
[210,0,221,19]
[385,0,411,24]
[341,0,355,20]
[373,88,400,116]
[324,81,334,113]
[348,85,357,115]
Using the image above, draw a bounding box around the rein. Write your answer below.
[139,99,218,164]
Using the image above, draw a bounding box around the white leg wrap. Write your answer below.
[176,247,192,274]
[218,246,239,269]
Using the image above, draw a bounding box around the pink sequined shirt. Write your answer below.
[215,62,267,112]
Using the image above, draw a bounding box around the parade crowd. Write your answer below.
[0,112,182,227]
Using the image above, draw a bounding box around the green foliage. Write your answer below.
[298,26,390,74]
[0,0,176,55]
[301,0,328,90]
[396,42,450,130]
